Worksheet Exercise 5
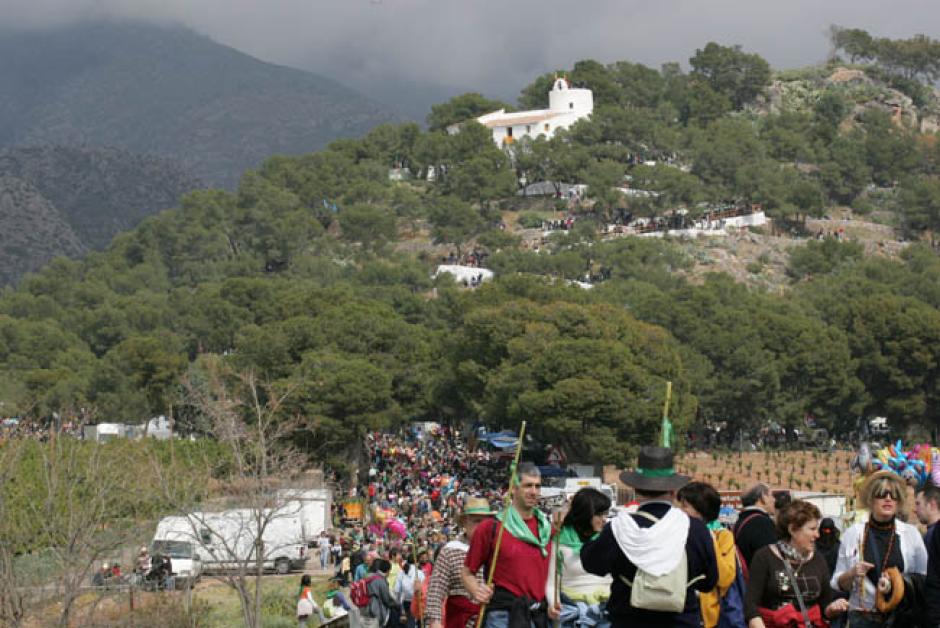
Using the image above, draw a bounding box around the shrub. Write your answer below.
[476,229,521,251]
[787,238,865,279]
[261,585,295,621]
[517,213,545,229]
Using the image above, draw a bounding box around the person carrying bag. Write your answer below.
[298,574,326,627]
[744,501,848,628]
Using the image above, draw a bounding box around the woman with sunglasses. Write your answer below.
[832,471,928,627]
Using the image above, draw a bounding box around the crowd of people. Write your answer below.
[440,249,492,269]
[89,546,176,591]
[301,432,940,628]
[0,417,84,443]
[359,427,509,531]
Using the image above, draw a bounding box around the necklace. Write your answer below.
[854,519,897,612]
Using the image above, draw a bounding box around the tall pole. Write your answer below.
[411,541,424,628]
[474,421,527,628]
[660,381,673,448]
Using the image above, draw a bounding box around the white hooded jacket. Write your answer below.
[610,504,690,576]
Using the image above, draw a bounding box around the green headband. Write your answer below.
[635,467,676,477]
[463,507,494,516]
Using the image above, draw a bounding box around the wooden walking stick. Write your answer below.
[553,544,562,628]
[474,421,527,628]
[411,541,426,628]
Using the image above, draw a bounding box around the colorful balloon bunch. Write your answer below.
[852,440,939,488]
[371,506,408,539]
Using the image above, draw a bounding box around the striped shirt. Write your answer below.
[426,540,481,623]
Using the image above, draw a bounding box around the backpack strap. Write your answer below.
[733,513,763,580]
[632,510,660,524]
[734,512,761,536]
[735,546,749,581]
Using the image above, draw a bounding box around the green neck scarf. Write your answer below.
[497,505,552,557]
[555,524,598,577]
[557,524,598,553]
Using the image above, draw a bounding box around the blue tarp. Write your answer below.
[481,430,518,449]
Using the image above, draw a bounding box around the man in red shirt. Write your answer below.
[460,462,559,628]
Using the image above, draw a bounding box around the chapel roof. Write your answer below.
[479,110,558,128]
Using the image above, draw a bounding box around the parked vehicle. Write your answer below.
[538,477,617,510]
[153,508,307,575]
[151,517,204,588]
[276,488,332,546]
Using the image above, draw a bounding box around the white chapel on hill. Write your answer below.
[451,77,594,148]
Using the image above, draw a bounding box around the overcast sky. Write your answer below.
[3,0,939,117]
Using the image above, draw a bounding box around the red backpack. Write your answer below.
[350,574,381,608]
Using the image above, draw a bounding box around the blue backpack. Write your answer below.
[716,560,747,628]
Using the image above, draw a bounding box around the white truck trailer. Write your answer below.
[276,488,333,546]
[153,507,308,575]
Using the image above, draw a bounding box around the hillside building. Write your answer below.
[450,77,593,148]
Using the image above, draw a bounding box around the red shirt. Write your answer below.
[464,515,551,601]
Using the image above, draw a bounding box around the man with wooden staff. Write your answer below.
[425,497,494,628]
[461,462,560,628]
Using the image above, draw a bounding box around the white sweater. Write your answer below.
[546,544,612,606]
[831,519,928,610]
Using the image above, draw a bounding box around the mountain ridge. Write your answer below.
[0,145,203,286]
[0,21,398,188]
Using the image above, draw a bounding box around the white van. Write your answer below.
[151,516,204,588]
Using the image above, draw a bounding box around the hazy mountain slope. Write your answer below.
[0,175,87,286]
[0,21,398,188]
[0,146,202,285]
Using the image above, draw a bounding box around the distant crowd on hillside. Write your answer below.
[0,417,83,443]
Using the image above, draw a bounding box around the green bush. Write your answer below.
[477,229,522,251]
[787,238,865,279]
[261,584,295,620]
[517,213,545,229]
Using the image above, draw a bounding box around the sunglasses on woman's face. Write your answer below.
[874,490,899,501]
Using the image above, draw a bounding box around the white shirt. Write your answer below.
[831,519,928,609]
[393,565,423,603]
[546,544,612,605]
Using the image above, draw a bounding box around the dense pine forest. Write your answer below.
[3,28,940,468]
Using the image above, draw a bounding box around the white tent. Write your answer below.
[433,265,494,285]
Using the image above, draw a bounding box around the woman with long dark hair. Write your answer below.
[547,487,612,628]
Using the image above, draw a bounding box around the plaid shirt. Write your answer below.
[425,540,481,623]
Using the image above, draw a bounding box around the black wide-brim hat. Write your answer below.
[620,446,691,491]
